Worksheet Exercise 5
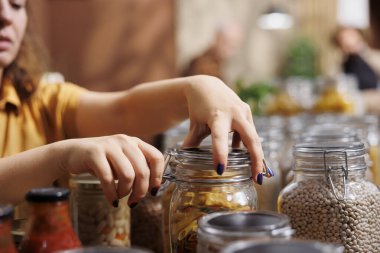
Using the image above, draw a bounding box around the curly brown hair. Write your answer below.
[3,2,48,100]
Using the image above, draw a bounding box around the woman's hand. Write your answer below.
[182,75,264,183]
[61,134,164,207]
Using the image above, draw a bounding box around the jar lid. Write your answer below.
[165,147,252,183]
[198,211,293,238]
[221,240,344,253]
[26,187,70,202]
[294,141,365,158]
[167,147,251,166]
[57,247,153,253]
[0,205,13,220]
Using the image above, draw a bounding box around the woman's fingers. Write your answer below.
[182,123,211,148]
[107,150,135,200]
[209,118,230,175]
[232,116,264,183]
[137,139,165,196]
[88,152,118,205]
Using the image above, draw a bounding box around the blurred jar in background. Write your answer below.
[0,205,18,253]
[255,129,283,211]
[19,188,81,253]
[197,211,294,253]
[313,75,361,115]
[71,174,130,247]
[164,147,257,253]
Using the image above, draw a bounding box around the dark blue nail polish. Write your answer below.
[257,173,263,185]
[268,167,275,177]
[112,200,119,208]
[150,187,159,196]
[129,202,138,209]
[217,164,224,175]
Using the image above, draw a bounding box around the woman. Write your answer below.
[0,0,264,207]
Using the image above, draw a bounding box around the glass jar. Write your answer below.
[131,194,163,253]
[70,174,130,247]
[221,240,344,253]
[197,211,293,253]
[278,142,380,253]
[0,205,18,253]
[256,131,283,211]
[19,187,81,253]
[165,147,257,253]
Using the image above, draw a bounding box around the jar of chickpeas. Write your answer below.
[164,147,257,253]
[70,174,130,247]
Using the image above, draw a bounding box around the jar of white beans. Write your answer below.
[70,174,130,247]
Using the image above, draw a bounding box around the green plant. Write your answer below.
[283,37,318,78]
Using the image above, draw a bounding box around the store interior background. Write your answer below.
[30,0,378,93]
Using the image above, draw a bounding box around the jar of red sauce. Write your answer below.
[19,187,81,253]
[0,205,18,253]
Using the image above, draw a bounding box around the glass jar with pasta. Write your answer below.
[164,147,257,253]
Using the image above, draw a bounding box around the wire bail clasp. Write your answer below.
[323,150,348,201]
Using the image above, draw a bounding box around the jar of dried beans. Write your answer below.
[278,142,380,253]
[164,147,257,253]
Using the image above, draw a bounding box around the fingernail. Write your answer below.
[268,167,275,177]
[216,163,224,175]
[112,200,119,208]
[150,187,159,196]
[257,173,263,185]
[129,202,138,209]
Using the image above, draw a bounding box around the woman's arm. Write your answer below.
[0,135,164,205]
[76,75,264,180]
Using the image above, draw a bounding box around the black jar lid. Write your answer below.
[57,246,153,253]
[222,240,344,253]
[0,205,13,220]
[26,187,70,202]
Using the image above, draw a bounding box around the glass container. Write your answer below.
[278,142,380,253]
[19,187,81,253]
[164,147,257,253]
[0,205,18,253]
[197,211,293,253]
[221,240,344,253]
[70,174,130,247]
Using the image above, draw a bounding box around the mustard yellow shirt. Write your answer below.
[0,80,86,157]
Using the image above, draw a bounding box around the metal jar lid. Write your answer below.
[198,211,294,238]
[221,240,344,253]
[0,204,13,220]
[164,147,252,183]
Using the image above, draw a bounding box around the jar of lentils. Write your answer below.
[197,211,293,253]
[70,174,131,247]
[278,142,380,253]
[164,147,257,253]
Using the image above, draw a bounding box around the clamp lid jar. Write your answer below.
[164,147,257,253]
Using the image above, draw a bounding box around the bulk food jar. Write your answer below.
[19,188,81,253]
[221,240,344,253]
[0,205,18,253]
[70,174,130,247]
[164,147,257,253]
[197,211,294,253]
[278,142,380,253]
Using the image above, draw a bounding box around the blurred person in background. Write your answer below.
[182,21,243,83]
[334,26,380,90]
[0,1,265,206]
